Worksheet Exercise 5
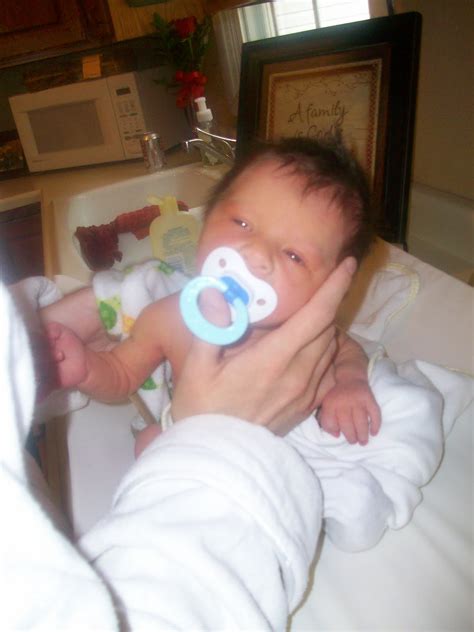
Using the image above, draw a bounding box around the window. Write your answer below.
[213,1,371,113]
[240,1,370,41]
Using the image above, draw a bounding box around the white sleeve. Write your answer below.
[0,283,118,630]
[2,280,323,630]
[79,416,323,631]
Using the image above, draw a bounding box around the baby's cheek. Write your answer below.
[263,296,302,326]
[275,284,315,320]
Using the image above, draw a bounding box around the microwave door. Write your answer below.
[10,81,125,172]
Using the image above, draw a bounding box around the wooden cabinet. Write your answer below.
[0,202,44,284]
[0,0,114,68]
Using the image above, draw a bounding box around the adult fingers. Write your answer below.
[281,327,337,415]
[262,257,356,360]
[263,330,338,435]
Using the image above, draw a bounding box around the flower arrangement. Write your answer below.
[152,13,212,110]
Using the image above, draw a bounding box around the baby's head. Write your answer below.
[205,136,374,263]
[197,136,374,325]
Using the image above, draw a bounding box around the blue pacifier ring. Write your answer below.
[180,275,249,345]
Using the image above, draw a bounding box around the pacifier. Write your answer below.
[179,246,278,345]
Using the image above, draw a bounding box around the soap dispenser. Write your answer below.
[149,196,201,276]
[194,96,221,166]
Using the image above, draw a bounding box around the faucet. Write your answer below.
[182,127,236,166]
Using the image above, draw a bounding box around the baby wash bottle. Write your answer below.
[149,196,201,276]
[194,96,221,166]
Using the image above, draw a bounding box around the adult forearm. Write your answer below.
[80,416,323,629]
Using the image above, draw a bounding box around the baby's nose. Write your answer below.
[240,241,273,276]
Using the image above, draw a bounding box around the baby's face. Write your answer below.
[196,159,350,326]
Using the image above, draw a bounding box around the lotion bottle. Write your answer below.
[194,96,221,166]
[149,196,201,276]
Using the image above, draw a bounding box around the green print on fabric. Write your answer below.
[141,376,158,390]
[98,296,121,330]
[156,260,175,276]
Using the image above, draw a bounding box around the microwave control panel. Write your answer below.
[108,74,146,157]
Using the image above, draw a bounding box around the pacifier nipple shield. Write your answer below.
[179,246,278,345]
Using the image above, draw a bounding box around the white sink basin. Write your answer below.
[53,163,227,282]
[50,162,227,534]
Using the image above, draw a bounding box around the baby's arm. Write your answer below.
[46,321,89,389]
[73,300,168,402]
[318,332,381,445]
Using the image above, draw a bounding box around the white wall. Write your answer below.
[383,1,473,282]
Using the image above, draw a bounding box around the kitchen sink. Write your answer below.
[49,162,228,534]
[52,163,227,282]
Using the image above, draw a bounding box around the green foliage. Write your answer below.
[151,13,211,73]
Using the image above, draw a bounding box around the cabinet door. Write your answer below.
[0,203,44,284]
[0,0,114,67]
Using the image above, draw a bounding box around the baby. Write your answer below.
[47,136,381,446]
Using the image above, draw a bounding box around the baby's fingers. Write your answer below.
[352,407,370,446]
[338,411,358,445]
[368,399,382,436]
[318,407,341,438]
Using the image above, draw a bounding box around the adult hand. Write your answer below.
[171,257,356,436]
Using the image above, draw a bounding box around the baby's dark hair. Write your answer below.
[206,136,375,263]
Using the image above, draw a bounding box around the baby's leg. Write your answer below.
[45,322,88,389]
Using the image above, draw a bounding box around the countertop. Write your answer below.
[0,151,195,209]
[0,151,198,277]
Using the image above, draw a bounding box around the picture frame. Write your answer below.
[237,13,422,245]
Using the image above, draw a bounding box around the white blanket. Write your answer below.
[287,353,472,551]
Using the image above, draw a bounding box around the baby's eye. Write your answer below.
[232,218,249,229]
[285,250,304,265]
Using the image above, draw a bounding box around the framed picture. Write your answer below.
[237,13,421,245]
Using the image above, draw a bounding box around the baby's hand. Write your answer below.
[45,322,88,389]
[318,379,381,445]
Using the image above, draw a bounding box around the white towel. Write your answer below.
[8,276,89,422]
[286,353,473,552]
[339,262,420,340]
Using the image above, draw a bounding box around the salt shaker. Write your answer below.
[139,131,165,172]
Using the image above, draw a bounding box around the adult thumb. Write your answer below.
[183,334,222,373]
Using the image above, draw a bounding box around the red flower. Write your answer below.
[171,16,197,39]
[153,13,211,110]
[174,70,208,108]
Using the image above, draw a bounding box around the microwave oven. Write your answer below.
[9,69,190,172]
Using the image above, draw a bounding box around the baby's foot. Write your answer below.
[45,322,88,389]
